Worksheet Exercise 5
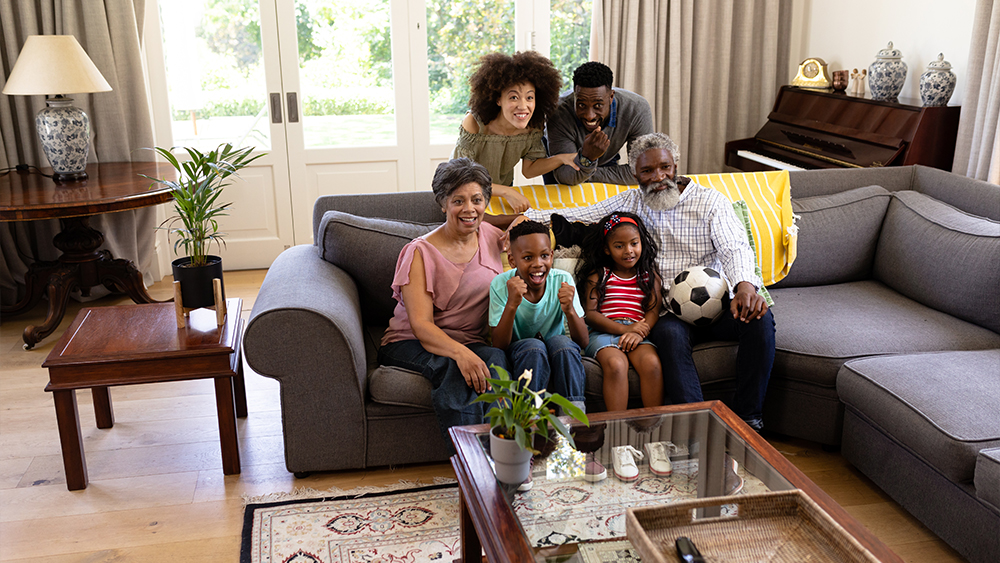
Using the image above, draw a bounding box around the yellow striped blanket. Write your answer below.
[486,171,797,285]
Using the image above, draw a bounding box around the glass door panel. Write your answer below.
[426,0,515,145]
[294,0,396,148]
[158,0,271,151]
[549,0,592,86]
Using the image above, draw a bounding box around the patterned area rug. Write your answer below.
[241,481,461,563]
[241,461,769,563]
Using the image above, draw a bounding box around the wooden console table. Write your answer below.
[0,162,176,349]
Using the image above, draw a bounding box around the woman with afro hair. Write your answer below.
[453,51,578,213]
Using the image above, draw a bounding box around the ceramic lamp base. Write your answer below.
[36,96,91,180]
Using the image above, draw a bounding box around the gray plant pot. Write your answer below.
[489,430,532,485]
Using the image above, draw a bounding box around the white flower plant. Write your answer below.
[473,365,589,455]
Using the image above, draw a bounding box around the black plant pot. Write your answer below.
[172,255,225,309]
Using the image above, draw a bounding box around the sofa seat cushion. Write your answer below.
[874,190,1000,333]
[319,211,439,325]
[770,281,1000,389]
[368,365,434,411]
[976,448,1000,511]
[838,350,1000,483]
[772,185,891,288]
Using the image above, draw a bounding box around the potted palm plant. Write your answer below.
[146,143,264,309]
[473,366,589,485]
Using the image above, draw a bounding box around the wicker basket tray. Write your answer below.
[626,490,880,563]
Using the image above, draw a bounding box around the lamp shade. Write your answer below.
[2,35,112,95]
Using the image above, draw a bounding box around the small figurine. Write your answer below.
[850,68,867,96]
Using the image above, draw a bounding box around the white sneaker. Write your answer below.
[612,445,644,481]
[644,441,680,476]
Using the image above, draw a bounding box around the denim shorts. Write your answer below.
[584,319,656,357]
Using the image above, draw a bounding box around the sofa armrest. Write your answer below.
[244,244,368,472]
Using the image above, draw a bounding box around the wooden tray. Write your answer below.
[626,490,880,563]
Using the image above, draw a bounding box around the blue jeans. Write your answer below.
[508,335,585,403]
[648,310,775,422]
[377,339,509,448]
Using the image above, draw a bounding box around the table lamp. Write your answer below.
[2,35,112,182]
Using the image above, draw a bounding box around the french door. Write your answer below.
[147,0,591,270]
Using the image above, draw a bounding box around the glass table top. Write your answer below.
[474,408,794,560]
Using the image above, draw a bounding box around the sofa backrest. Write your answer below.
[911,166,1000,221]
[312,191,444,240]
[770,185,892,288]
[874,190,1000,333]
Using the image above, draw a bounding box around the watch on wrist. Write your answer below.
[579,154,596,167]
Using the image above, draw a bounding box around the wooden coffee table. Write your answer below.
[42,298,247,491]
[449,401,904,562]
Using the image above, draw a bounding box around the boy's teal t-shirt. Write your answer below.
[488,268,585,341]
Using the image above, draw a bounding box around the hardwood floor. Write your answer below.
[0,270,965,562]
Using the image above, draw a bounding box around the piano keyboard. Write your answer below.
[737,150,805,171]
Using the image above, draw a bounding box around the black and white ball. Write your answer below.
[668,267,730,326]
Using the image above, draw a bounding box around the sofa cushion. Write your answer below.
[837,350,1000,484]
[874,191,1000,333]
[976,448,1000,511]
[772,185,891,288]
[368,365,434,410]
[318,211,439,325]
[770,281,1000,389]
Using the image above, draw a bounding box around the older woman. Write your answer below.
[378,158,509,445]
[454,51,579,213]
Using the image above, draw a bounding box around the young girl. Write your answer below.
[577,212,663,412]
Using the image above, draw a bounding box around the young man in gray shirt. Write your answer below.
[545,62,654,185]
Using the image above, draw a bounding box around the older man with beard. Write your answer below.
[494,132,775,431]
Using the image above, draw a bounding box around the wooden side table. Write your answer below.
[1,162,176,349]
[42,298,247,491]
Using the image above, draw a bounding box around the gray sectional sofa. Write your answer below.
[243,165,999,562]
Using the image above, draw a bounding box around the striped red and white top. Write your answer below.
[598,269,646,323]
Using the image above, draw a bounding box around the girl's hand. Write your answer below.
[500,215,529,252]
[619,332,643,352]
[556,152,581,170]
[455,347,491,394]
[628,319,651,338]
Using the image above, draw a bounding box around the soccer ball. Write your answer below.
[668,267,730,326]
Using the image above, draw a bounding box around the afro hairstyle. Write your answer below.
[468,51,563,130]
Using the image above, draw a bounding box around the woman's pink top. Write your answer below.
[382,223,504,346]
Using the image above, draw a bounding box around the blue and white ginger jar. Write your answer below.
[869,42,907,101]
[919,54,956,107]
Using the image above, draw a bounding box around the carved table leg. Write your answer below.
[22,266,79,349]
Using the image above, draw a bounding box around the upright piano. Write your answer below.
[725,86,960,172]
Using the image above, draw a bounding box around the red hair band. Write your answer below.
[603,214,638,236]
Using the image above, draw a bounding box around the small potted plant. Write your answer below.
[473,366,589,485]
[145,143,263,309]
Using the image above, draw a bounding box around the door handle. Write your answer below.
[270,93,282,124]
[287,92,299,123]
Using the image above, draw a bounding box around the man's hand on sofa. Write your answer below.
[731,281,768,323]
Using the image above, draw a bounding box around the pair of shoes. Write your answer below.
[518,458,534,492]
[582,452,607,482]
[644,441,680,476]
[743,417,764,433]
[612,445,644,481]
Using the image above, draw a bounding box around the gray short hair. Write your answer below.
[628,132,680,173]
[432,158,492,207]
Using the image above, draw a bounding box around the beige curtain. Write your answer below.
[591,0,791,174]
[952,0,1000,184]
[0,0,156,307]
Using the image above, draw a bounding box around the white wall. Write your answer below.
[791,0,977,105]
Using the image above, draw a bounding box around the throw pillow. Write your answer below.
[771,185,891,288]
[318,211,438,325]
[874,190,1000,333]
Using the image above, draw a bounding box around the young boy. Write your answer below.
[489,220,589,412]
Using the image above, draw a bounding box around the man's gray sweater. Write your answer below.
[545,88,654,185]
